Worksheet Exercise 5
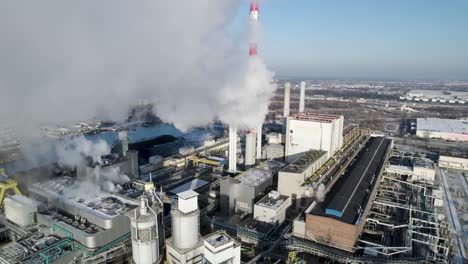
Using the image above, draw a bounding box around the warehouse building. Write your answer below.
[220,168,273,215]
[278,150,327,202]
[438,155,468,171]
[285,112,343,162]
[416,118,468,141]
[300,137,392,252]
[253,191,291,225]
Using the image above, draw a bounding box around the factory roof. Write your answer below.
[177,189,199,200]
[169,179,209,194]
[255,191,290,210]
[417,118,468,135]
[413,159,435,170]
[282,149,327,173]
[204,231,234,248]
[311,137,391,224]
[236,168,272,187]
[290,112,343,123]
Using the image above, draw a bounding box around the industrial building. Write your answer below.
[220,168,273,215]
[253,191,291,224]
[29,177,138,249]
[438,155,468,171]
[278,149,327,201]
[416,117,468,141]
[166,190,204,264]
[262,143,284,160]
[285,112,344,162]
[294,137,392,252]
[203,231,241,264]
[387,155,437,184]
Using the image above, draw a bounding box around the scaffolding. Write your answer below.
[359,173,452,263]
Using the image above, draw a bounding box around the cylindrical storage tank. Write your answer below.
[130,214,159,264]
[171,209,200,249]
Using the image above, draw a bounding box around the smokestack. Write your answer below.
[299,81,305,112]
[244,131,256,166]
[118,130,128,157]
[228,126,237,173]
[249,1,259,57]
[256,123,262,159]
[283,82,291,117]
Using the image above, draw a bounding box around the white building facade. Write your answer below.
[285,113,344,162]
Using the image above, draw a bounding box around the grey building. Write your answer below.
[220,168,273,215]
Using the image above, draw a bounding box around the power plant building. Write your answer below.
[220,168,273,215]
[278,150,327,201]
[299,137,392,252]
[285,112,344,162]
[253,191,291,224]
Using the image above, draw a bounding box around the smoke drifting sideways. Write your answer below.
[0,0,276,139]
[55,136,131,199]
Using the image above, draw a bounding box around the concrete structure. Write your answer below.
[299,81,305,112]
[284,82,291,118]
[203,231,241,264]
[439,155,468,171]
[285,112,344,162]
[127,185,164,264]
[416,118,468,141]
[412,159,436,183]
[244,131,256,166]
[228,126,237,173]
[278,150,327,201]
[262,143,284,160]
[220,168,273,215]
[4,195,38,227]
[78,150,139,179]
[254,191,291,224]
[303,137,392,252]
[266,132,282,144]
[29,177,138,249]
[256,124,262,160]
[166,191,204,264]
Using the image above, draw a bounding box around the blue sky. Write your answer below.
[236,0,468,80]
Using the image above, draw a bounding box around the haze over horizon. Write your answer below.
[248,0,468,80]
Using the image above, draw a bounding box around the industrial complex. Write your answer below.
[0,2,466,264]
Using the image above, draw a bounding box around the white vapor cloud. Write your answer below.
[0,0,276,137]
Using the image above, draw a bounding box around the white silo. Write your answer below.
[299,81,305,112]
[166,190,204,264]
[127,186,164,264]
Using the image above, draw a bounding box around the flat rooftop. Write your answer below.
[413,159,435,170]
[205,231,233,248]
[311,137,391,224]
[290,112,343,123]
[256,191,289,210]
[30,177,137,219]
[236,168,271,187]
[282,149,327,173]
[417,118,468,135]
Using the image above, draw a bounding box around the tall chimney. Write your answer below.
[256,123,262,159]
[228,126,237,173]
[299,81,305,112]
[283,82,291,117]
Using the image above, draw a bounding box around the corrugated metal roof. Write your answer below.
[417,118,468,134]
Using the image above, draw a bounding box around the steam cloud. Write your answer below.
[0,0,276,138]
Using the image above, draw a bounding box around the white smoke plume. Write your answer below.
[55,136,110,166]
[315,183,326,202]
[0,0,276,138]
